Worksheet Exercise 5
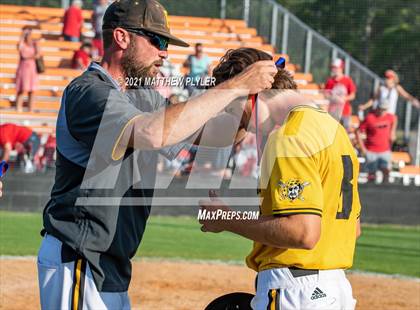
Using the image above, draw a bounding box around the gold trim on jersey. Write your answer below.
[273,207,322,217]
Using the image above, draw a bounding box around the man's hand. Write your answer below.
[199,190,232,233]
[0,181,3,198]
[226,61,277,95]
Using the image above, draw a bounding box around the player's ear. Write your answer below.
[113,28,131,50]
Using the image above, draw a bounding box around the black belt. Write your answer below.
[255,267,319,291]
[288,267,319,278]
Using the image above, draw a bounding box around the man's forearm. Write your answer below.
[193,112,244,147]
[127,60,277,150]
[133,81,246,149]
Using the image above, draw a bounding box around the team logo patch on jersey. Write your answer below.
[278,179,310,202]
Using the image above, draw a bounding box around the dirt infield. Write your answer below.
[0,258,419,309]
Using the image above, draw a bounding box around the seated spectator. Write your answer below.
[62,0,83,42]
[71,42,92,70]
[15,26,40,112]
[359,69,420,114]
[324,58,357,130]
[356,99,397,183]
[183,43,211,95]
[0,124,41,173]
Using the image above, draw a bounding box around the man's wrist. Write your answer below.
[219,79,248,98]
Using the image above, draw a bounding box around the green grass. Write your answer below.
[0,211,419,277]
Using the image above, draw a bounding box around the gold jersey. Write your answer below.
[246,106,361,272]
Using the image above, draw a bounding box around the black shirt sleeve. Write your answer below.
[66,82,142,163]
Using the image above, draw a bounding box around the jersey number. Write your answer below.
[336,155,353,220]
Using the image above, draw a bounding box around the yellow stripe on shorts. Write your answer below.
[72,259,83,310]
[267,289,280,310]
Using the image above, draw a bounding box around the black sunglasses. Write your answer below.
[125,28,169,51]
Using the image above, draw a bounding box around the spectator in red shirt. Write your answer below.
[324,58,357,130]
[356,99,397,182]
[0,123,40,162]
[62,0,83,42]
[71,42,92,70]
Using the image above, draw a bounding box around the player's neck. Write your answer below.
[267,90,310,125]
[101,52,126,91]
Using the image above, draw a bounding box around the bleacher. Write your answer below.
[0,4,418,185]
[0,4,320,129]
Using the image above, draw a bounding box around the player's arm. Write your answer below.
[1,142,12,162]
[199,203,321,249]
[356,218,361,239]
[229,213,321,250]
[0,180,3,198]
[189,112,248,147]
[121,61,276,150]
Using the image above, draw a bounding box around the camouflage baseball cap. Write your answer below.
[102,0,189,47]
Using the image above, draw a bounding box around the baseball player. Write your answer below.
[200,48,361,310]
[37,1,277,309]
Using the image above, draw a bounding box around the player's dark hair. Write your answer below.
[102,29,114,50]
[212,47,298,94]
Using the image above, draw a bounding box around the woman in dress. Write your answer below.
[15,26,40,112]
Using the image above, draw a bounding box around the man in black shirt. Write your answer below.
[38,0,277,308]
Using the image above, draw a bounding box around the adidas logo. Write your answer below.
[310,287,327,300]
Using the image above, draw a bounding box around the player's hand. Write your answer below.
[199,190,231,233]
[0,181,3,198]
[228,61,277,95]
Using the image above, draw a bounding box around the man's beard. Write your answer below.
[121,40,163,89]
